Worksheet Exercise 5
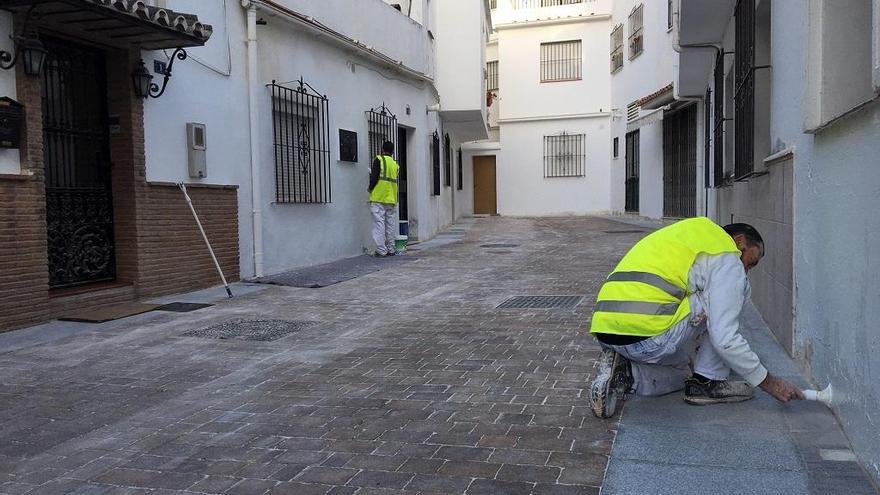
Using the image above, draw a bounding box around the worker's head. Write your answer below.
[723,223,764,272]
[382,140,395,155]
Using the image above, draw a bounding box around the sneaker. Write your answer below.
[589,348,633,418]
[684,376,754,405]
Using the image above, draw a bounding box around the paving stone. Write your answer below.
[187,475,242,493]
[405,474,472,493]
[488,449,550,466]
[226,477,279,495]
[496,464,561,483]
[346,470,413,489]
[433,446,493,462]
[397,458,445,475]
[465,478,533,495]
[294,466,359,485]
[437,461,501,478]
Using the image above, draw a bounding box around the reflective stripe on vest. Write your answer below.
[370,154,400,204]
[590,217,741,338]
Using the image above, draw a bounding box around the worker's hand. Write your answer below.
[759,374,805,402]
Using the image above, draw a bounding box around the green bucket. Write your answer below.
[395,235,408,252]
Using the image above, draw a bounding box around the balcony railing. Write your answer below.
[511,0,587,9]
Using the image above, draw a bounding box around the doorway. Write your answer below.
[625,130,640,213]
[473,155,497,215]
[662,104,697,218]
[397,126,408,221]
[42,38,115,288]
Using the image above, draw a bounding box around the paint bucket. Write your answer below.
[395,235,408,252]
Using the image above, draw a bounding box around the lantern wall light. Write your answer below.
[132,47,188,99]
[0,7,48,77]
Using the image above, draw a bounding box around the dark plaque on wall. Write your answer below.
[339,129,358,162]
[0,97,24,149]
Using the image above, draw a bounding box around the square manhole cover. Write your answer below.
[157,302,213,312]
[496,295,583,309]
[480,243,520,248]
[183,319,317,341]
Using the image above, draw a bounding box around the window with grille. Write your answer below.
[444,133,452,187]
[270,79,331,204]
[628,4,644,59]
[734,0,755,179]
[610,24,624,73]
[540,40,582,82]
[366,104,397,161]
[490,0,497,9]
[432,132,441,196]
[487,60,499,91]
[713,50,725,187]
[544,132,585,178]
[457,148,463,190]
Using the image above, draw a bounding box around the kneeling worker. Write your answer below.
[589,217,803,418]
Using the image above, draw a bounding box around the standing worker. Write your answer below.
[368,140,400,257]
[589,217,803,418]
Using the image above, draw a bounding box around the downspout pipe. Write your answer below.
[243,0,264,278]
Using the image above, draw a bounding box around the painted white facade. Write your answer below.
[472,0,615,217]
[609,0,687,220]
[141,0,488,278]
[676,0,880,483]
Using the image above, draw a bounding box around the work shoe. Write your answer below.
[684,376,754,405]
[590,348,633,418]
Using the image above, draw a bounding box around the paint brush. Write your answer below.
[802,384,833,406]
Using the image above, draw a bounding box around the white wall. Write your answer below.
[435,0,485,113]
[144,0,255,276]
[0,11,19,175]
[498,118,611,216]
[609,0,678,219]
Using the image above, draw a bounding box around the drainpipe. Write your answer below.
[243,0,264,278]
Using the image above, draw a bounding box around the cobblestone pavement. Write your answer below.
[0,216,646,495]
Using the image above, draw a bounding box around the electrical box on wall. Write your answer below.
[186,122,207,178]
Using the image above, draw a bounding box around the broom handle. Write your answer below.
[178,183,233,298]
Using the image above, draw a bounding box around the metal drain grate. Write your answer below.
[157,302,213,312]
[183,319,317,341]
[480,243,520,248]
[496,295,583,309]
[603,230,647,234]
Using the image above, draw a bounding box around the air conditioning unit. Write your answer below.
[186,122,207,179]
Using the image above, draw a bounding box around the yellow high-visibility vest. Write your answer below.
[370,154,399,205]
[590,217,741,337]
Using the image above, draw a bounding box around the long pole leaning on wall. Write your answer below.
[178,183,234,298]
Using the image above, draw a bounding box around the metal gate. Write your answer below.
[662,104,697,219]
[625,130,640,213]
[43,38,115,288]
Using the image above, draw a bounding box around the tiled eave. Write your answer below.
[1,0,212,50]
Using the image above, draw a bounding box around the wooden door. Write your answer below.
[473,156,497,215]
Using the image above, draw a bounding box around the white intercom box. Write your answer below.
[186,122,207,179]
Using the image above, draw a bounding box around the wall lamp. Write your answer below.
[132,47,188,99]
[0,7,48,77]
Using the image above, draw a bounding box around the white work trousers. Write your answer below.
[602,296,730,396]
[370,202,397,255]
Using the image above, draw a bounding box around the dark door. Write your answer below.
[43,38,115,288]
[397,126,408,221]
[663,104,697,218]
[625,130,640,213]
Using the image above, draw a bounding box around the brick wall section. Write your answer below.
[136,183,239,298]
[0,59,50,331]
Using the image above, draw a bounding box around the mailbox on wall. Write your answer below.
[0,97,23,149]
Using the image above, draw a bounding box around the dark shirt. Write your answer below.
[594,333,649,346]
[368,154,392,192]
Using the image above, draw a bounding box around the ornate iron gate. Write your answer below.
[42,38,115,288]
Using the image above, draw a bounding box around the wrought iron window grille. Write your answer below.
[540,40,582,83]
[432,131,441,196]
[628,4,644,60]
[366,103,398,161]
[713,50,726,187]
[734,0,756,180]
[610,24,624,73]
[269,78,332,204]
[544,132,586,178]
[487,60,499,92]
